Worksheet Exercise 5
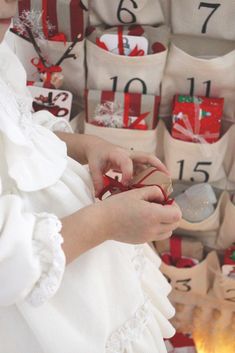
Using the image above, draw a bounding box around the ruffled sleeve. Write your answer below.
[0,78,69,192]
[0,194,66,307]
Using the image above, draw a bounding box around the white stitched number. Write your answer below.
[110,76,147,94]
[117,0,138,23]
[187,77,212,97]
[177,160,212,182]
[198,2,221,33]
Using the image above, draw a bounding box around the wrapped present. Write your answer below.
[85,89,160,130]
[222,246,235,278]
[88,24,169,55]
[159,236,199,268]
[155,236,204,262]
[224,246,235,265]
[28,86,72,121]
[16,0,88,42]
[98,167,173,204]
[165,332,197,353]
[172,95,223,143]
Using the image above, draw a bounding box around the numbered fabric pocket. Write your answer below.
[160,252,216,296]
[160,35,235,123]
[163,123,228,184]
[84,122,158,154]
[171,0,235,41]
[86,26,169,96]
[89,0,164,26]
[176,193,226,248]
[217,193,235,250]
[213,272,235,305]
[12,34,85,99]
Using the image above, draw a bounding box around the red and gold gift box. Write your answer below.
[165,332,197,353]
[224,246,235,266]
[85,89,160,130]
[171,95,224,143]
[157,236,200,268]
[16,0,87,42]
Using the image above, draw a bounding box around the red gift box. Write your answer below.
[85,89,160,130]
[172,95,223,143]
[17,0,87,42]
[165,333,197,353]
[224,246,235,266]
[161,236,198,268]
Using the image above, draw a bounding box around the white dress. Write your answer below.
[0,40,175,353]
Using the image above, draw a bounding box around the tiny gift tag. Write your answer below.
[28,86,72,121]
[100,33,149,55]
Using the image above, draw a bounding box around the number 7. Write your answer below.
[198,2,221,33]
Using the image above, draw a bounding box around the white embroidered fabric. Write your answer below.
[27,214,66,307]
[106,301,151,353]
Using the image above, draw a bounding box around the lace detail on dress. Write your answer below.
[27,213,66,307]
[105,300,152,353]
[132,246,147,278]
[105,246,152,353]
[16,95,35,138]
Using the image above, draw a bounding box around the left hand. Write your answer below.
[85,138,170,197]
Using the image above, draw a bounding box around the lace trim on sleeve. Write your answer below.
[27,213,66,307]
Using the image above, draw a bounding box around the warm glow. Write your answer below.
[192,309,235,353]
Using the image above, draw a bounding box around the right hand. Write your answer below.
[99,186,182,244]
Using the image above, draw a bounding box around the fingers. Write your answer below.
[112,152,134,186]
[130,151,170,175]
[157,222,180,235]
[156,231,174,241]
[131,185,166,203]
[152,203,182,224]
[89,160,105,197]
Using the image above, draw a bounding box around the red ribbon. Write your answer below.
[123,93,149,130]
[31,58,62,88]
[96,38,109,51]
[98,173,174,205]
[162,236,196,268]
[129,45,145,56]
[224,247,235,265]
[162,254,196,268]
[118,26,124,55]
[42,0,49,39]
[49,32,67,44]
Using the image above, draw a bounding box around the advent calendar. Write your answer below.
[10,1,235,352]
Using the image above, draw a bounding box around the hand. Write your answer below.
[98,186,182,244]
[84,137,169,197]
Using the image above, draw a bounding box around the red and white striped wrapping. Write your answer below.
[85,89,160,130]
[17,0,88,42]
[84,89,160,154]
